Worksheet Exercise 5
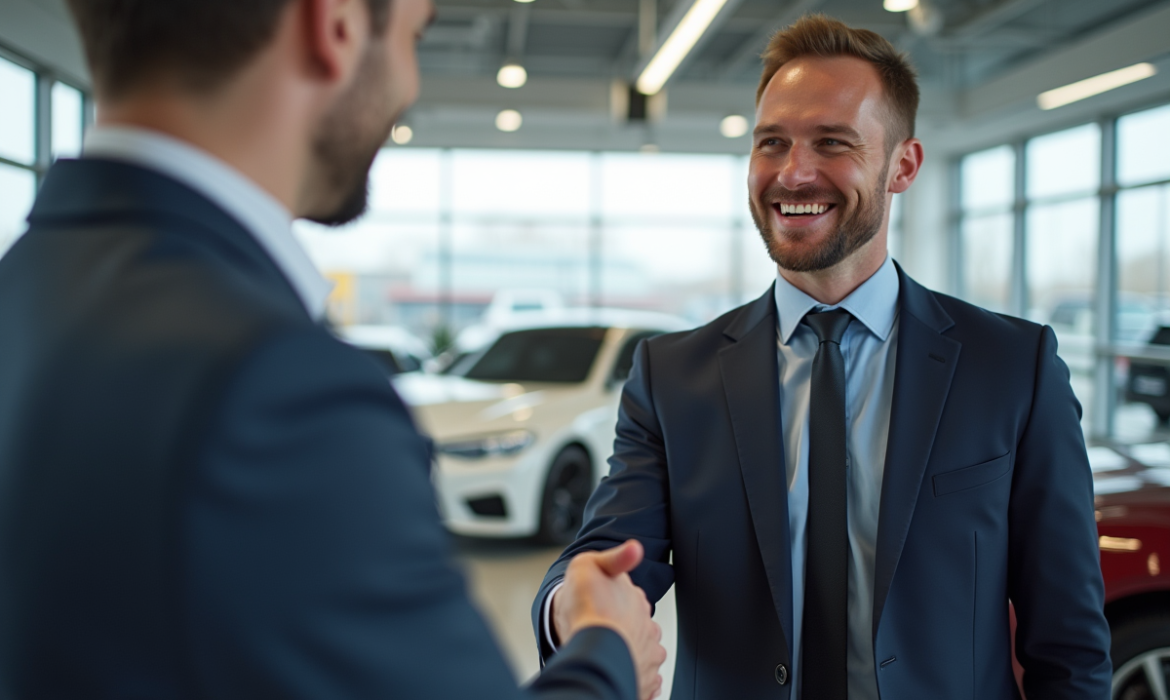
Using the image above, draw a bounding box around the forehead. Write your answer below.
[755,55,888,136]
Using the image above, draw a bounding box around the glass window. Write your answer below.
[464,327,607,383]
[961,213,1013,313]
[1026,197,1098,424]
[451,221,589,303]
[961,145,1014,211]
[0,163,37,257]
[52,82,84,159]
[1118,104,1170,187]
[452,150,591,218]
[367,148,442,216]
[601,153,737,221]
[0,56,36,165]
[1026,124,1100,200]
[1116,185,1170,341]
[603,223,732,318]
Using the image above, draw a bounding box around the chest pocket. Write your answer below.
[932,452,1012,497]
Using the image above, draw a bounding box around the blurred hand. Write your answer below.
[551,540,667,700]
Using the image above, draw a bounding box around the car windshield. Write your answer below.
[463,327,607,383]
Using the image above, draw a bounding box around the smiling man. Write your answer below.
[0,0,667,698]
[534,14,1112,700]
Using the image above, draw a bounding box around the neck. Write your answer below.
[777,232,889,306]
[94,60,312,213]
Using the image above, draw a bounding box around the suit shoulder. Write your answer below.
[930,289,1045,341]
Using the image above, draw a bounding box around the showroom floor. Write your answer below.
[455,537,680,697]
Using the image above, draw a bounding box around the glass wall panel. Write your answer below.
[1027,197,1098,424]
[453,150,590,218]
[52,82,84,159]
[961,213,1013,313]
[1118,104,1170,187]
[601,153,737,220]
[603,223,732,319]
[0,57,36,165]
[1114,184,1170,440]
[0,163,36,257]
[961,145,1014,211]
[1026,124,1100,199]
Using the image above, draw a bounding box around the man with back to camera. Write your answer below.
[534,14,1112,700]
[0,0,669,698]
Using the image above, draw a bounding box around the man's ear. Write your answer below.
[301,0,370,84]
[889,138,924,195]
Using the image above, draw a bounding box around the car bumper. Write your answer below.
[433,449,546,537]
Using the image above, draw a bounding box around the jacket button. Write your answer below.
[774,663,788,685]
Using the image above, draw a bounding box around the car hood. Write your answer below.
[1091,444,1170,529]
[392,373,595,442]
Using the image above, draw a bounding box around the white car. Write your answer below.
[339,324,433,375]
[393,309,690,543]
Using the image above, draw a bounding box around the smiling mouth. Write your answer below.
[774,202,834,217]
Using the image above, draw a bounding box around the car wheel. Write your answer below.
[535,446,592,546]
[1111,614,1170,700]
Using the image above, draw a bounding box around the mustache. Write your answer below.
[758,183,843,206]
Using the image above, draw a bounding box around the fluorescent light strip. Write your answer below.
[636,0,729,96]
[1038,63,1157,110]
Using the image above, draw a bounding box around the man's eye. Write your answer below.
[824,139,840,146]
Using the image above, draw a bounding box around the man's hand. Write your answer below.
[551,540,667,700]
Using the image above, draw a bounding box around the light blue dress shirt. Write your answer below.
[776,255,899,700]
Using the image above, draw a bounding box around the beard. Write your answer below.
[306,40,397,227]
[749,166,889,273]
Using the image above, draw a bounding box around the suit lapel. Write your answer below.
[718,287,794,661]
[872,268,961,638]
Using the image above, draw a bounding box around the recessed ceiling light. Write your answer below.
[497,63,528,89]
[883,0,918,11]
[391,124,413,145]
[496,109,523,132]
[1038,63,1157,110]
[720,114,749,138]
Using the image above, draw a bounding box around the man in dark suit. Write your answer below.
[0,0,666,698]
[535,15,1112,700]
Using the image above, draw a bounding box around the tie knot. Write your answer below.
[803,308,852,345]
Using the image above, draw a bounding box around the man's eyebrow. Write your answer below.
[752,123,784,136]
[814,124,863,140]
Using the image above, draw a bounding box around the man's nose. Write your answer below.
[777,144,818,189]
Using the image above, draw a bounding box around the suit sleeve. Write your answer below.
[1008,325,1112,700]
[532,339,675,663]
[185,328,636,700]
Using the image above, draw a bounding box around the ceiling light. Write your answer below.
[497,63,528,89]
[391,124,413,145]
[513,0,535,4]
[635,0,729,96]
[720,114,749,138]
[1038,63,1157,110]
[496,109,523,132]
[884,0,919,11]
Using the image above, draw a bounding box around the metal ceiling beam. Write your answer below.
[506,3,530,58]
[718,0,826,80]
[946,0,1047,39]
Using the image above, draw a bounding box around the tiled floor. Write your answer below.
[454,536,679,698]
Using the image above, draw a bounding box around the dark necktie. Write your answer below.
[802,308,852,700]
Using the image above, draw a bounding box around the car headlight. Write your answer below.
[437,430,536,460]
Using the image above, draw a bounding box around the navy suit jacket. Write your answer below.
[0,159,636,699]
[534,268,1112,699]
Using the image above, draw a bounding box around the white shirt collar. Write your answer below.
[774,255,900,345]
[82,125,333,320]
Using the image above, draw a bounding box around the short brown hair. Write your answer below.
[66,0,392,100]
[757,14,919,151]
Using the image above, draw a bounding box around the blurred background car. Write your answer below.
[394,308,690,544]
[338,324,433,376]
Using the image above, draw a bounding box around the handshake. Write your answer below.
[550,540,669,700]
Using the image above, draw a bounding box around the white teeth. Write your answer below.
[780,203,829,215]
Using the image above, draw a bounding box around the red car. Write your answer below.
[1092,443,1170,699]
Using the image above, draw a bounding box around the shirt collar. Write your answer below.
[82,125,333,321]
[773,255,900,345]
